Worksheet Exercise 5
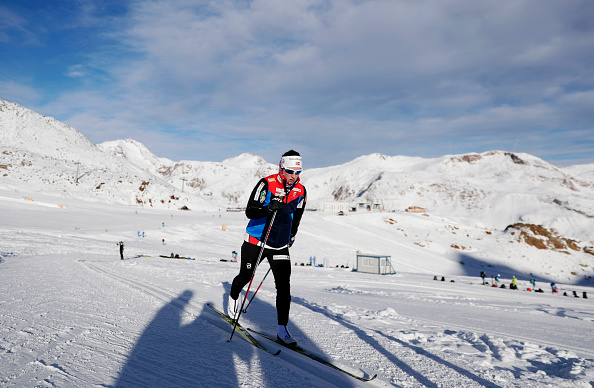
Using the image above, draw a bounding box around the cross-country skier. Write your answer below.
[118,241,124,260]
[227,150,307,346]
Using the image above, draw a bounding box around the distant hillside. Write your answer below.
[0,99,216,210]
[1,98,593,245]
[98,139,277,206]
[302,151,594,243]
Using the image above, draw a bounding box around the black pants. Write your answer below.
[231,242,291,325]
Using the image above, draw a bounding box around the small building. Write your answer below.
[355,199,384,211]
[354,253,396,275]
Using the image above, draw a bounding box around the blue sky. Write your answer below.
[1,0,593,168]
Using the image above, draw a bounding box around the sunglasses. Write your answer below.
[284,168,302,175]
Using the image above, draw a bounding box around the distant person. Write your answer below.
[530,277,536,290]
[494,274,500,286]
[511,276,518,290]
[480,271,486,284]
[227,150,307,346]
[551,283,559,294]
[118,241,124,260]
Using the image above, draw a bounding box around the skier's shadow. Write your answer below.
[113,288,356,387]
[113,290,252,387]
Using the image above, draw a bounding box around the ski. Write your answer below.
[248,328,377,382]
[206,303,280,356]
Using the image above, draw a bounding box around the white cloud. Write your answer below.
[9,0,591,167]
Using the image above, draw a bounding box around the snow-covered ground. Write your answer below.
[1,191,593,387]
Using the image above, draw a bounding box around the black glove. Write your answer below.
[269,196,285,211]
[289,236,295,247]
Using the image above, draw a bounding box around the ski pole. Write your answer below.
[243,267,271,313]
[229,210,278,342]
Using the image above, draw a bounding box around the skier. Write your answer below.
[118,241,124,260]
[227,150,307,346]
[511,275,517,289]
[530,277,536,290]
[480,271,486,284]
[495,274,500,286]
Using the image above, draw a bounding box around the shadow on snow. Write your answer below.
[113,287,357,387]
[113,290,249,387]
[292,296,501,388]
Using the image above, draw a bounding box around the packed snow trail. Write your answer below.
[2,196,594,387]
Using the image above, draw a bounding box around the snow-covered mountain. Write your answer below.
[98,139,277,206]
[0,99,98,160]
[97,138,594,245]
[1,98,593,246]
[0,99,216,210]
[305,151,594,242]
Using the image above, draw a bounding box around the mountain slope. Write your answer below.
[1,98,593,244]
[0,100,216,210]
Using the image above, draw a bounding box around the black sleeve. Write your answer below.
[245,178,271,220]
[290,186,307,237]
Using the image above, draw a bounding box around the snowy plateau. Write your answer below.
[1,98,594,387]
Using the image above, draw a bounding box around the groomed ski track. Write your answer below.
[2,225,593,387]
[81,260,371,387]
[75,257,594,387]
[80,259,495,387]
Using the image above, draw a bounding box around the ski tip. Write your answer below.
[364,374,378,382]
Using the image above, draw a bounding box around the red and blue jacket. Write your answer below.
[245,172,307,249]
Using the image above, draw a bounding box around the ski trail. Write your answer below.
[80,261,372,387]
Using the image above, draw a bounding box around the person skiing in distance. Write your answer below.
[228,150,307,346]
[118,241,124,260]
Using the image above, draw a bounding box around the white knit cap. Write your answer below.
[280,155,302,170]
